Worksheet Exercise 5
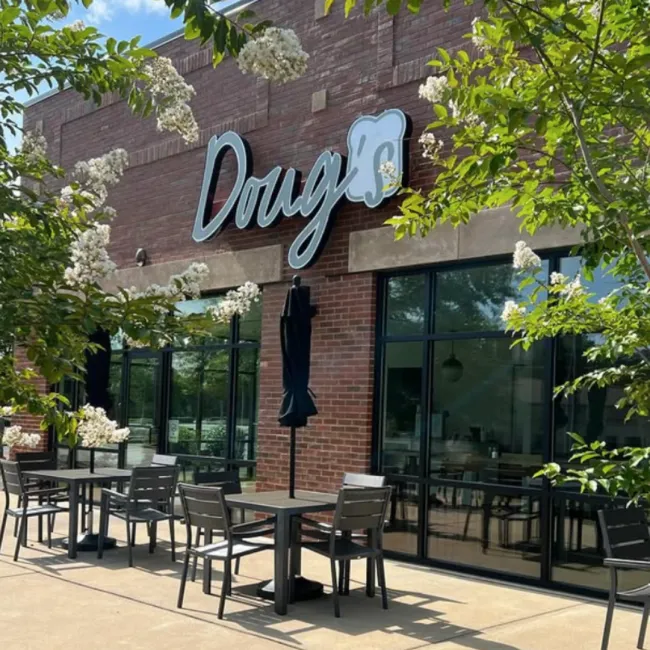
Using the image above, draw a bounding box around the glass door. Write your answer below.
[124,351,162,467]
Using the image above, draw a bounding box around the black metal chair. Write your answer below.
[0,460,66,561]
[150,454,179,467]
[97,465,179,567]
[177,483,275,619]
[296,486,392,617]
[191,469,245,579]
[337,473,386,593]
[598,507,650,650]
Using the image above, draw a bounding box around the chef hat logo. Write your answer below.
[344,109,408,208]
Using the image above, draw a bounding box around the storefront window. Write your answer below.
[385,274,426,336]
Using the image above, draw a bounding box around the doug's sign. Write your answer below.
[193,109,410,270]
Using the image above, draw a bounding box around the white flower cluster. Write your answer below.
[125,262,210,308]
[64,223,116,286]
[471,17,490,53]
[238,28,309,84]
[1,405,15,417]
[419,132,444,161]
[21,131,47,164]
[71,148,129,209]
[67,20,86,31]
[561,277,583,299]
[418,76,449,104]
[501,300,525,323]
[550,272,567,285]
[207,282,261,323]
[77,405,130,448]
[142,57,199,144]
[513,241,542,271]
[1,426,40,449]
[379,161,397,178]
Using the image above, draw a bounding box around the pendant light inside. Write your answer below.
[442,341,464,383]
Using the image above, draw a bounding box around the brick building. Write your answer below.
[21,0,648,596]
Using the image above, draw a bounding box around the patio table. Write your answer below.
[22,468,133,559]
[224,490,338,615]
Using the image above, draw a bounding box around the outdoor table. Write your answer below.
[224,490,338,615]
[22,468,133,560]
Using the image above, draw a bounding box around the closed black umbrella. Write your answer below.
[278,275,317,498]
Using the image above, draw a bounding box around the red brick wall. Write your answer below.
[23,1,479,485]
[3,348,49,459]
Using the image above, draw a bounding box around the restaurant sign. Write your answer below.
[192,109,410,270]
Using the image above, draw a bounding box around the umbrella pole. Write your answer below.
[289,426,296,499]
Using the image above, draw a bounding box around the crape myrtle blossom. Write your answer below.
[379,160,397,179]
[561,277,584,299]
[550,272,568,285]
[1,425,40,449]
[67,20,86,31]
[70,148,129,210]
[419,132,443,161]
[63,223,116,286]
[513,240,542,271]
[20,131,47,164]
[142,57,199,144]
[207,282,261,323]
[501,300,525,323]
[418,75,450,104]
[77,405,130,448]
[471,17,490,53]
[238,28,309,84]
[123,262,210,306]
[1,405,15,417]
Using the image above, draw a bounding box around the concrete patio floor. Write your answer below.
[0,508,645,650]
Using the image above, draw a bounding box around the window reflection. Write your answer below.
[435,262,548,333]
[384,480,419,555]
[381,342,423,476]
[386,274,426,336]
[430,339,544,481]
[428,485,541,577]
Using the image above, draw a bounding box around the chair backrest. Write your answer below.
[15,451,57,473]
[128,465,178,507]
[150,454,178,467]
[342,472,386,488]
[333,486,392,534]
[178,483,231,537]
[598,507,650,560]
[193,469,242,495]
[0,460,24,497]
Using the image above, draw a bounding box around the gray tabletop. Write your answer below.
[226,490,338,515]
[22,468,133,484]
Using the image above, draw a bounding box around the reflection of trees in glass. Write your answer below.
[235,349,259,461]
[436,265,525,332]
[386,275,426,335]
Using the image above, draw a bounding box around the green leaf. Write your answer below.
[386,0,401,14]
[344,0,357,16]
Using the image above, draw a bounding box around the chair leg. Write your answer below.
[639,601,649,649]
[125,517,134,568]
[191,528,201,582]
[168,517,176,562]
[0,510,8,551]
[13,496,21,537]
[338,560,345,595]
[177,551,191,609]
[376,555,388,610]
[234,557,241,575]
[330,559,341,618]
[14,516,26,562]
[601,592,616,650]
[218,560,230,620]
[47,514,53,549]
[131,522,136,547]
[149,521,157,554]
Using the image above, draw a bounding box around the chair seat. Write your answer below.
[111,508,173,523]
[620,582,650,600]
[192,538,274,560]
[303,538,377,560]
[8,503,64,517]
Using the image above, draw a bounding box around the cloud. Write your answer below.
[87,0,168,25]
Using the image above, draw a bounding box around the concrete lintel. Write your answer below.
[103,244,283,294]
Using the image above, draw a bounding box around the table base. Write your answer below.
[257,576,324,601]
[62,533,116,552]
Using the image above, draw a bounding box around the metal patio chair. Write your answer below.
[296,485,392,617]
[598,507,650,650]
[191,469,245,579]
[97,464,179,567]
[176,483,275,619]
[150,454,179,467]
[0,460,67,561]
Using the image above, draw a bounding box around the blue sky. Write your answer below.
[11,0,245,150]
